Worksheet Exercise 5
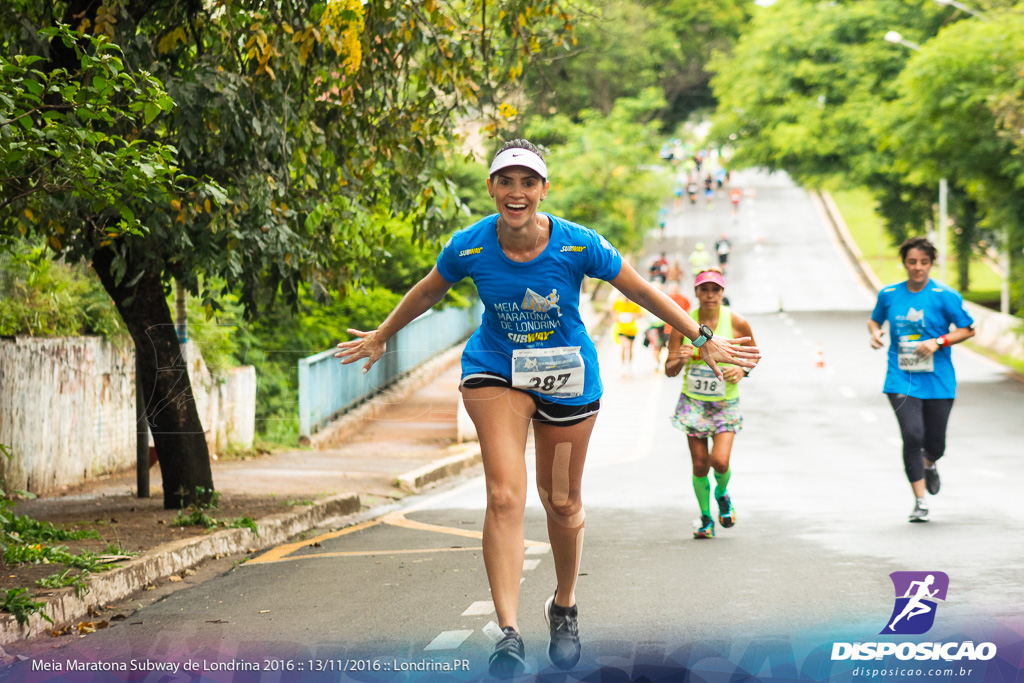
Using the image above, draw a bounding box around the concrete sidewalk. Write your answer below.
[1,344,485,647]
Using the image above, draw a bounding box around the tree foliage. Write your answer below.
[1,0,586,506]
[709,0,1023,301]
[881,9,1024,260]
[0,24,187,259]
[524,0,750,126]
[527,88,672,254]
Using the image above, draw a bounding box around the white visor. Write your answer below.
[488,148,548,180]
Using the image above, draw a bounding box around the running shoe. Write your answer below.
[716,493,736,528]
[544,590,581,670]
[488,626,526,679]
[908,499,929,523]
[693,514,715,539]
[924,465,940,495]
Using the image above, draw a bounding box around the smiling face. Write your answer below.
[903,247,933,288]
[487,167,548,231]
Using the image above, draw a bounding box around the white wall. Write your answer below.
[0,337,255,493]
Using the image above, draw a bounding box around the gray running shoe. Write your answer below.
[544,590,581,670]
[909,499,929,523]
[488,626,526,678]
[924,466,940,495]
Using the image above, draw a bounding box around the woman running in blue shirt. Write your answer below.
[335,139,759,676]
[868,237,975,523]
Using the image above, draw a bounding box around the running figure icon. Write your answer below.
[887,574,938,632]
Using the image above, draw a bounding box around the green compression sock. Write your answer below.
[714,468,732,499]
[692,475,711,516]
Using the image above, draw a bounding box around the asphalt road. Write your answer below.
[8,170,1023,682]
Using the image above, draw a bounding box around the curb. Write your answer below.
[0,492,361,646]
[812,190,882,293]
[395,444,482,493]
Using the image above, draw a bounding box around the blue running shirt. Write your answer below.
[436,213,623,405]
[870,280,975,399]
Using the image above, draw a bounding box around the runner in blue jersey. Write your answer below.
[868,237,975,523]
[335,139,759,677]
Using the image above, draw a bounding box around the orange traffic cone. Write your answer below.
[815,342,826,368]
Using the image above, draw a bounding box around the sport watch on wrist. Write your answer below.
[693,324,714,348]
[936,336,947,347]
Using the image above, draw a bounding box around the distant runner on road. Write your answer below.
[868,237,975,523]
[666,268,758,539]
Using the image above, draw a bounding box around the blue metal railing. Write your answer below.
[297,300,484,438]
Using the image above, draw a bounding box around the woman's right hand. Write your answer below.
[674,343,697,361]
[869,329,885,349]
[334,329,386,374]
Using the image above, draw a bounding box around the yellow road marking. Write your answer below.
[248,519,382,564]
[248,512,548,565]
[250,546,483,565]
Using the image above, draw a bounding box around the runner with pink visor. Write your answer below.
[694,269,726,288]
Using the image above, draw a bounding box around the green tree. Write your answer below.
[657,0,751,125]
[0,24,208,505]
[710,0,1023,301]
[527,88,672,254]
[880,8,1024,293]
[1,0,583,508]
[526,0,681,119]
[525,0,750,126]
[709,0,945,186]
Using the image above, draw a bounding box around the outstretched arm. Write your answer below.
[334,266,454,373]
[609,262,758,380]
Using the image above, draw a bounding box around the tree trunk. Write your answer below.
[92,247,214,509]
[954,194,978,294]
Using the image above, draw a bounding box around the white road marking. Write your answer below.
[973,469,1004,479]
[424,630,474,651]
[482,621,504,643]
[838,386,856,399]
[462,601,495,616]
[403,476,483,514]
[525,545,550,555]
[886,437,902,446]
[523,559,541,571]
[861,411,879,423]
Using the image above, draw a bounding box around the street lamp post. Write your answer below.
[939,178,948,283]
[884,31,949,281]
[934,0,990,21]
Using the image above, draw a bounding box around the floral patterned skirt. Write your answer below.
[670,393,743,438]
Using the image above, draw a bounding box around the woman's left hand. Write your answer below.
[334,328,387,374]
[699,336,759,380]
[914,338,939,358]
[722,365,746,384]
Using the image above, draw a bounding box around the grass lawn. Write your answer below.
[830,188,1003,295]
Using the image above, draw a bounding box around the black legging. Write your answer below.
[886,393,955,483]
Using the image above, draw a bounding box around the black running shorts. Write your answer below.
[460,372,600,427]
